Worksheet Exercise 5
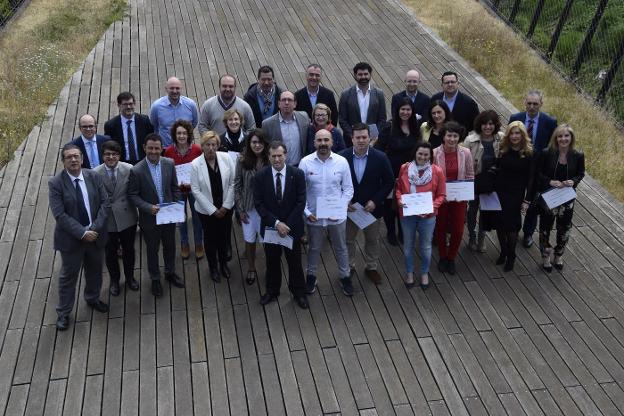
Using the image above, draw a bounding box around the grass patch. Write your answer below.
[0,0,127,167]
[403,0,624,201]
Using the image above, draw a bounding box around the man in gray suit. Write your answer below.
[94,140,139,296]
[338,62,387,147]
[48,143,110,331]
[127,133,184,297]
[261,91,310,166]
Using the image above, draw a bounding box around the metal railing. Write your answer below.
[0,0,27,27]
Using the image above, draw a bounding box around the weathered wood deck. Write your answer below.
[1,0,624,414]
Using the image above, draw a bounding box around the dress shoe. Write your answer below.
[504,256,516,272]
[365,269,382,284]
[195,245,205,259]
[305,275,317,294]
[181,244,190,260]
[220,264,231,279]
[210,268,221,283]
[341,277,354,297]
[522,235,534,248]
[88,300,109,313]
[109,281,120,296]
[446,260,456,275]
[260,292,279,305]
[495,253,507,265]
[56,315,70,331]
[151,280,163,297]
[294,295,309,309]
[165,273,185,288]
[126,277,139,291]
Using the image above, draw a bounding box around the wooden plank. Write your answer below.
[120,370,139,416]
[82,375,104,415]
[322,347,360,416]
[42,379,66,416]
[190,363,211,416]
[157,366,175,416]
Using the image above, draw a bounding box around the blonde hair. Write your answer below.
[222,108,244,126]
[312,103,332,123]
[199,131,221,147]
[548,123,576,152]
[500,121,532,158]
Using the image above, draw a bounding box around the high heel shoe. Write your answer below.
[553,255,563,270]
[503,256,515,272]
[404,273,416,289]
[542,248,553,273]
[419,274,430,290]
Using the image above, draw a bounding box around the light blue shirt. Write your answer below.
[147,158,164,204]
[307,88,318,108]
[353,150,368,183]
[524,113,539,143]
[279,113,301,166]
[149,96,198,147]
[81,136,100,168]
[443,91,458,112]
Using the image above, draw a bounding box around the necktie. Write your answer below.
[74,178,90,226]
[527,119,535,143]
[87,140,98,168]
[109,168,117,187]
[275,172,282,203]
[127,120,137,161]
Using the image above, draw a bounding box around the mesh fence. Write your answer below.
[484,0,624,125]
[0,0,27,27]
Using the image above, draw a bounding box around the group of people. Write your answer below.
[49,61,585,331]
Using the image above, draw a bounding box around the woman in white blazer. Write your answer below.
[191,131,236,282]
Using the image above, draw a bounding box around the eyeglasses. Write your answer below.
[103,152,120,158]
[64,154,82,160]
[80,125,96,129]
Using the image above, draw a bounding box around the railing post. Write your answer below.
[597,39,624,103]
[571,0,609,77]
[527,0,546,39]
[508,0,521,24]
[547,0,575,58]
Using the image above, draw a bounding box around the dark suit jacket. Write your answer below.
[338,147,394,218]
[104,114,154,163]
[68,135,111,169]
[391,90,430,125]
[254,165,306,239]
[508,111,557,153]
[48,169,110,252]
[244,83,284,128]
[338,85,387,146]
[127,157,181,229]
[294,86,339,125]
[430,91,479,133]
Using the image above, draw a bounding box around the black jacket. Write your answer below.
[529,148,585,200]
[294,85,339,125]
[430,91,479,133]
[104,114,154,164]
[243,83,283,128]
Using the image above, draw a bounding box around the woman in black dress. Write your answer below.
[484,121,533,271]
[420,100,452,149]
[532,124,585,271]
[375,97,421,245]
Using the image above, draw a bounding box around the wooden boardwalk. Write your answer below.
[1,0,624,414]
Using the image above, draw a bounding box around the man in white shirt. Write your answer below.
[298,129,355,296]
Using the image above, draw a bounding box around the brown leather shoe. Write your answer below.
[195,244,204,259]
[181,244,190,260]
[365,269,382,284]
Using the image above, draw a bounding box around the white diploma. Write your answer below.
[316,196,347,220]
[228,151,240,165]
[156,201,186,225]
[347,202,377,230]
[541,187,577,210]
[174,163,192,185]
[401,192,433,216]
[479,192,502,211]
[263,227,293,249]
[446,180,474,201]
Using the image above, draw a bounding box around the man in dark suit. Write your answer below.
[254,141,308,309]
[48,144,110,331]
[430,71,479,133]
[244,65,283,127]
[509,90,558,248]
[68,114,111,169]
[295,63,339,125]
[339,123,394,284]
[104,91,154,164]
[94,140,139,296]
[127,133,184,297]
[391,69,430,125]
[338,62,387,147]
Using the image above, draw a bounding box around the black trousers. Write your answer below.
[142,223,176,280]
[264,240,305,297]
[104,225,136,282]
[199,210,233,269]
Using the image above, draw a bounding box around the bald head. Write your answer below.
[165,77,182,103]
[314,128,333,159]
[405,70,421,94]
[78,114,97,140]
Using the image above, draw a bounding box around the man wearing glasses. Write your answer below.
[68,114,111,169]
[391,69,430,125]
[430,71,479,133]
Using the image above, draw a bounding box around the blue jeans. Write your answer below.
[400,215,436,274]
[178,193,203,245]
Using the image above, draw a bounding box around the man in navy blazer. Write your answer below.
[295,64,339,125]
[430,71,479,133]
[339,123,394,284]
[509,90,558,248]
[68,114,111,169]
[338,62,387,147]
[104,91,154,164]
[254,141,308,309]
[48,144,110,330]
[391,69,430,125]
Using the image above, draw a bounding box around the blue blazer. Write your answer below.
[508,111,557,153]
[254,165,306,239]
[338,147,394,218]
[391,90,430,125]
[68,134,111,169]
